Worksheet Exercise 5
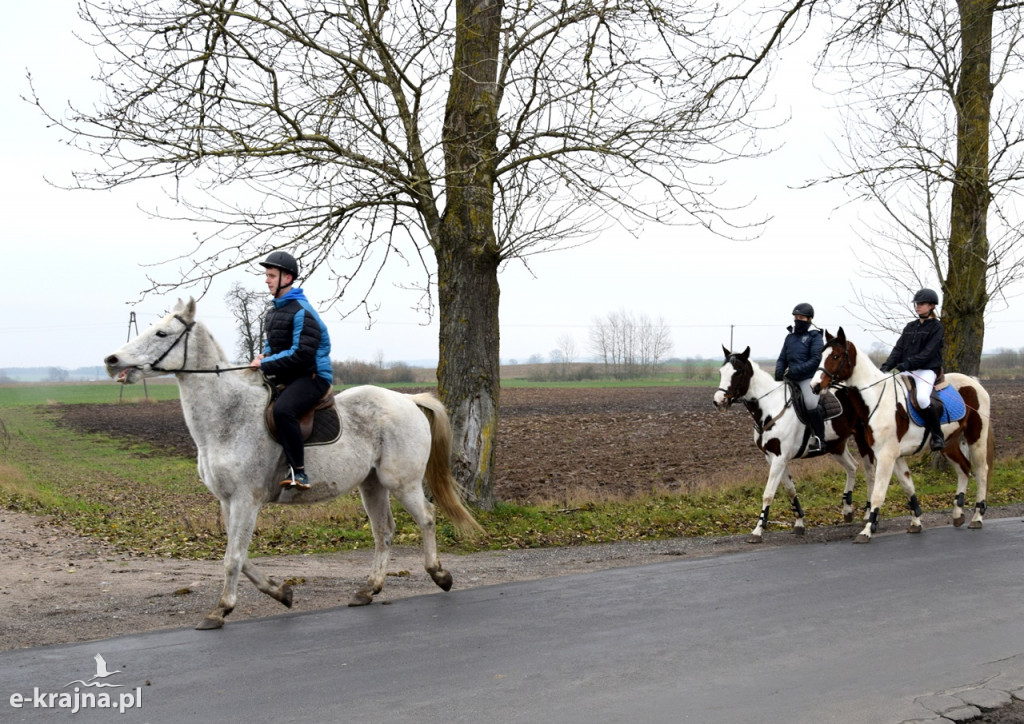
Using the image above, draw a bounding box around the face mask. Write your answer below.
[793,319,810,334]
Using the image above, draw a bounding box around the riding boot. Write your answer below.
[920,404,946,452]
[806,407,826,453]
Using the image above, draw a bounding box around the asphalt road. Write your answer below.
[3,518,1024,723]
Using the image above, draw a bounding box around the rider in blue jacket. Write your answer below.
[775,302,825,453]
[250,251,333,490]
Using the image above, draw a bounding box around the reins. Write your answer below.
[147,314,251,375]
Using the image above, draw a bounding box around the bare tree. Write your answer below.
[224,283,268,364]
[589,310,672,378]
[35,0,775,504]
[554,333,576,379]
[749,0,1024,374]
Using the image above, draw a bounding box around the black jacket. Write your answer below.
[775,327,824,382]
[880,317,944,373]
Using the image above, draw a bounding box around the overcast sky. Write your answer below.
[4,3,1023,373]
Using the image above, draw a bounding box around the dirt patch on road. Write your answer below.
[2,381,1023,653]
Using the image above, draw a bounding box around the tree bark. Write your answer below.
[438,0,502,507]
[945,0,994,375]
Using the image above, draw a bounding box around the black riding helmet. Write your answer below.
[791,302,814,318]
[259,251,300,279]
[912,288,939,305]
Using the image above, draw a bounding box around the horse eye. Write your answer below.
[155,331,168,338]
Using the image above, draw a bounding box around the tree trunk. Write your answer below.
[945,0,994,375]
[438,0,502,508]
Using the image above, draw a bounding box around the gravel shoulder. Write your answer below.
[5,504,1024,652]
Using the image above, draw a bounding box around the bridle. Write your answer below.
[715,355,751,408]
[818,338,892,423]
[817,341,854,391]
[145,315,250,375]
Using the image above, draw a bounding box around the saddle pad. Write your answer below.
[820,390,842,421]
[263,383,342,447]
[908,385,966,426]
[306,405,342,446]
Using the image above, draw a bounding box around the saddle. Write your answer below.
[901,374,966,426]
[263,384,342,447]
[785,380,842,426]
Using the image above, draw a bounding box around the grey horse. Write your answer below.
[104,298,481,629]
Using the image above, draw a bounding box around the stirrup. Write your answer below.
[280,469,311,490]
[807,436,823,453]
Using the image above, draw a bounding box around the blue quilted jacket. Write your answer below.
[261,288,333,385]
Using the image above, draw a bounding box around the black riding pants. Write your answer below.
[273,375,331,472]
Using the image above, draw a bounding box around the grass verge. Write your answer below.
[1,403,1022,560]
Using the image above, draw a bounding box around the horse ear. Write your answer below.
[836,326,846,342]
[722,345,731,361]
[825,329,835,343]
[740,346,750,360]
[182,297,197,322]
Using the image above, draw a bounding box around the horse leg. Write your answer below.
[749,455,788,544]
[967,431,991,530]
[779,469,806,536]
[836,448,860,523]
[197,498,261,630]
[941,434,979,528]
[855,452,897,544]
[241,560,293,609]
[891,458,923,534]
[349,475,396,606]
[391,484,452,592]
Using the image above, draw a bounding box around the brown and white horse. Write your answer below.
[811,328,995,543]
[713,346,902,543]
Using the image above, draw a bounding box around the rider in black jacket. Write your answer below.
[775,302,826,453]
[880,288,945,451]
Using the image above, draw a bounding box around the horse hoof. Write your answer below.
[746,534,763,544]
[791,527,805,537]
[280,583,293,609]
[968,520,983,530]
[907,524,922,534]
[196,616,224,630]
[843,513,854,523]
[953,515,966,528]
[431,570,454,592]
[854,534,871,544]
[348,590,374,607]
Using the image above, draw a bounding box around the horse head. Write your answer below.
[713,345,752,409]
[104,298,200,384]
[812,327,856,394]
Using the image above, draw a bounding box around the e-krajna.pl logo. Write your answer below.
[8,653,142,715]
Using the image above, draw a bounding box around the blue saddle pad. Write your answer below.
[908,385,966,426]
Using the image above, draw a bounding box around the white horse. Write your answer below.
[104,299,482,629]
[811,328,995,543]
[712,346,901,542]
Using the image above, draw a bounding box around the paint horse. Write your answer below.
[811,328,994,543]
[104,299,482,629]
[714,346,894,543]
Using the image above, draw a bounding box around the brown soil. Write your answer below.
[4,381,1024,658]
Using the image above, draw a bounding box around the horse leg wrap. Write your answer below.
[955,492,966,509]
[842,491,853,506]
[907,494,922,518]
[975,500,987,516]
[759,505,770,528]
[868,508,880,532]
[790,497,804,518]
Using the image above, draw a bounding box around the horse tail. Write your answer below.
[410,393,484,537]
